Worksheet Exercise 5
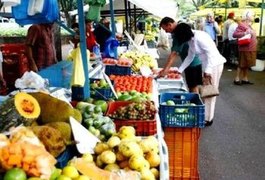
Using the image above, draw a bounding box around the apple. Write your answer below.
[166,100,175,105]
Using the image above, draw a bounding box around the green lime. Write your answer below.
[3,168,27,180]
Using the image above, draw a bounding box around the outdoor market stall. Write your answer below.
[0,1,205,180]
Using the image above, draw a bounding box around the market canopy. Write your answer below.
[69,0,178,19]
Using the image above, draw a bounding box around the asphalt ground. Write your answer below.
[157,48,265,180]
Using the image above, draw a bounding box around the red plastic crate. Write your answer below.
[164,127,200,180]
[106,101,157,136]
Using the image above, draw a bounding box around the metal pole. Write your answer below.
[260,0,264,36]
[124,0,129,31]
[77,0,90,98]
[109,0,116,37]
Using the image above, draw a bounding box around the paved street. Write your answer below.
[157,48,265,180]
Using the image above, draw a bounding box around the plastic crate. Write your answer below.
[159,92,205,128]
[90,78,114,100]
[56,145,78,168]
[164,127,200,179]
[105,65,131,76]
[0,43,26,54]
[106,101,157,136]
[38,61,73,88]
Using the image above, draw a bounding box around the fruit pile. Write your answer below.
[109,75,153,93]
[108,101,157,120]
[119,51,157,73]
[0,127,57,179]
[91,126,160,180]
[76,101,116,141]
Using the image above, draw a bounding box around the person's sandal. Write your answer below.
[241,80,254,85]
[233,80,241,85]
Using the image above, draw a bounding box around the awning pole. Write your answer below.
[77,0,90,98]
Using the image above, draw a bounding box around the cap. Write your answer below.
[228,12,235,18]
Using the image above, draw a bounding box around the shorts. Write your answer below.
[238,51,256,68]
[184,64,203,89]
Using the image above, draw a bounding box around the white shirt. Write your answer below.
[228,23,238,41]
[178,30,226,74]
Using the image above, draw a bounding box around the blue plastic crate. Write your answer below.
[56,145,78,168]
[159,92,205,128]
[105,65,131,76]
[38,61,73,88]
[90,78,114,100]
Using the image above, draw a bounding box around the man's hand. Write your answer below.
[157,69,168,78]
[203,73,212,85]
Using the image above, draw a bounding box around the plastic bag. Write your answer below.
[67,47,91,86]
[157,29,169,50]
[15,71,46,90]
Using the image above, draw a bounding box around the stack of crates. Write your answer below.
[159,92,205,179]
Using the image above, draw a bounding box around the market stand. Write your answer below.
[0,1,204,180]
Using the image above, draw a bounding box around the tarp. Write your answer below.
[69,0,178,19]
[126,0,178,19]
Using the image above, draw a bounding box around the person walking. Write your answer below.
[158,17,202,93]
[173,23,226,126]
[203,12,220,46]
[222,12,235,63]
[233,10,257,85]
[25,23,57,72]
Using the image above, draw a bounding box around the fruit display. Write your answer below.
[108,101,157,120]
[116,58,133,67]
[116,90,152,102]
[166,69,182,79]
[29,92,82,124]
[102,58,117,65]
[90,79,113,100]
[0,92,41,133]
[0,127,57,179]
[86,126,160,180]
[31,126,67,157]
[75,101,116,141]
[119,51,158,73]
[109,75,153,93]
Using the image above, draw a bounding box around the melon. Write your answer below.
[0,92,41,133]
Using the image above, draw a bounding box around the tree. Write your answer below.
[58,0,78,26]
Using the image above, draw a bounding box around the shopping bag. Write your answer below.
[237,34,251,46]
[199,78,219,98]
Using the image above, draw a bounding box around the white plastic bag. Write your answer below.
[15,71,46,90]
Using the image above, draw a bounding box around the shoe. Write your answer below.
[241,80,254,85]
[205,121,213,126]
[233,80,241,85]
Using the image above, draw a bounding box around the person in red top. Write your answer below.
[85,19,97,52]
[233,10,257,85]
[25,23,57,72]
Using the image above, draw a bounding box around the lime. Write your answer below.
[3,168,27,180]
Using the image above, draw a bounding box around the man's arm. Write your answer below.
[158,51,179,77]
[25,45,38,72]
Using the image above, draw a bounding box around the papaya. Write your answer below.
[29,92,82,124]
[0,92,40,133]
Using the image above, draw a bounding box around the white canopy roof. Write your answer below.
[69,0,178,19]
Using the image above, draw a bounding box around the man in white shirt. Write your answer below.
[228,16,241,65]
